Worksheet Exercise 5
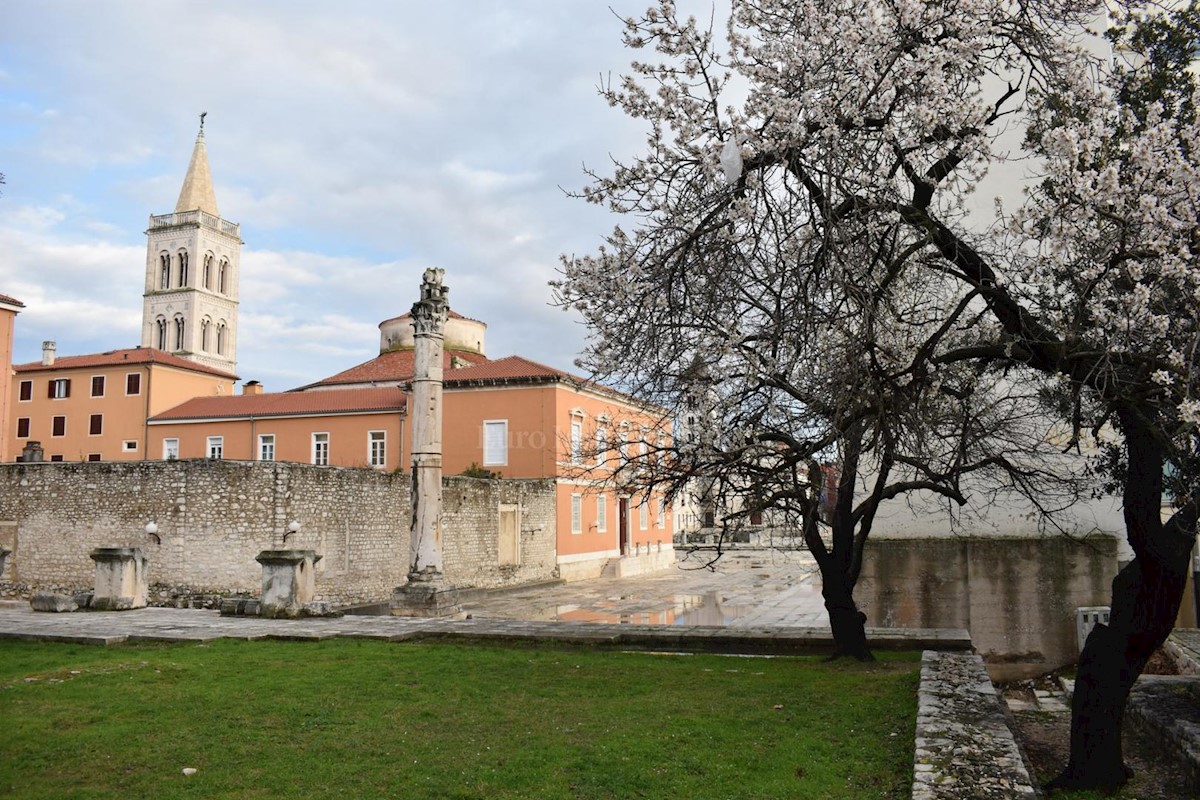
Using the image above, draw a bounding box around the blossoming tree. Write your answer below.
[557,0,1200,790]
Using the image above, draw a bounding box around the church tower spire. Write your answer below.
[140,115,242,375]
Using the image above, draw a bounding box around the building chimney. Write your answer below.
[242,380,263,396]
[41,341,56,367]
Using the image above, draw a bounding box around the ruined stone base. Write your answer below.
[31,592,77,613]
[390,579,462,618]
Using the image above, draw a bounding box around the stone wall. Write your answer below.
[0,461,556,607]
[857,535,1118,680]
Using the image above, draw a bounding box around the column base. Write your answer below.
[390,576,462,618]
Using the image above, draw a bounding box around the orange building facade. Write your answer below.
[9,347,236,463]
[0,295,24,463]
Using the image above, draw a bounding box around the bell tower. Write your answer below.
[141,114,242,374]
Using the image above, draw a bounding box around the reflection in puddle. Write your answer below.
[553,591,750,626]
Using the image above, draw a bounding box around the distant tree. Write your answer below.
[558,1,1200,790]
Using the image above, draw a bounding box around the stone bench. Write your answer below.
[913,650,1036,799]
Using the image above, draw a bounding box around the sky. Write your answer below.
[0,1,683,391]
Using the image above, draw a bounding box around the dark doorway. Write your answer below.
[618,497,630,555]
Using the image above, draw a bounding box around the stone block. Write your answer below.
[90,547,148,611]
[73,591,94,608]
[256,549,321,619]
[31,592,77,613]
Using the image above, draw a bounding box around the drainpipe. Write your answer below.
[142,365,152,461]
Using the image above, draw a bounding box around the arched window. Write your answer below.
[155,317,168,350]
[200,318,212,352]
[218,259,229,294]
[216,322,227,355]
[159,253,170,290]
[178,250,189,287]
[203,253,214,290]
[174,316,185,351]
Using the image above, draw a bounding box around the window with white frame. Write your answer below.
[163,438,180,460]
[206,436,223,460]
[126,373,141,395]
[595,427,608,467]
[657,499,666,528]
[570,417,583,465]
[639,500,649,530]
[18,380,32,402]
[597,494,608,532]
[48,378,70,399]
[571,493,583,534]
[312,432,330,466]
[122,440,138,453]
[483,420,508,466]
[368,430,387,468]
[258,434,276,462]
[90,375,105,397]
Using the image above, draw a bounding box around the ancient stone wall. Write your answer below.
[0,461,556,606]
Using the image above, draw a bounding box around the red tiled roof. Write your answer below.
[297,348,490,390]
[14,347,238,379]
[149,386,408,422]
[444,355,572,384]
[0,293,24,308]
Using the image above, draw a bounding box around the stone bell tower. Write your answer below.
[141,114,242,374]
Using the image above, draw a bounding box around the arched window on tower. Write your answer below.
[178,250,189,287]
[159,253,170,290]
[174,316,185,351]
[218,259,229,295]
[216,321,227,355]
[203,253,214,290]
[155,317,168,350]
[200,318,212,352]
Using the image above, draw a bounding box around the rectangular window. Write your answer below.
[125,373,141,395]
[483,420,508,466]
[48,378,70,399]
[163,438,180,460]
[657,500,666,529]
[91,375,105,397]
[206,436,223,460]
[18,380,32,402]
[49,454,64,462]
[89,414,103,436]
[639,500,649,531]
[52,416,66,437]
[87,453,101,462]
[571,493,583,534]
[122,440,138,453]
[570,419,583,465]
[16,418,30,438]
[312,432,329,466]
[597,494,608,533]
[368,430,386,468]
[596,428,607,466]
[258,434,276,462]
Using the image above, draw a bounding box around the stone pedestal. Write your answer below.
[256,549,321,619]
[390,569,461,617]
[89,547,148,610]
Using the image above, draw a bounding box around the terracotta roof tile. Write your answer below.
[0,293,24,308]
[149,386,408,422]
[14,347,238,379]
[297,348,490,390]
[444,355,572,384]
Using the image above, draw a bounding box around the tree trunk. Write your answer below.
[819,563,874,661]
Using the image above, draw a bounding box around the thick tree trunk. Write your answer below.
[1047,547,1190,791]
[1049,413,1196,792]
[819,563,874,661]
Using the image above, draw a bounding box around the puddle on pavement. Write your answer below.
[553,591,751,626]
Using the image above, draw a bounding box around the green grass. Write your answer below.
[0,639,919,800]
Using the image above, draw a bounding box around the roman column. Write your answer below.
[391,268,461,616]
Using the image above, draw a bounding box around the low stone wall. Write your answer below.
[857,535,1118,681]
[913,650,1037,799]
[0,461,556,607]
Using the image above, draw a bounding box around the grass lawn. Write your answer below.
[0,639,918,800]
